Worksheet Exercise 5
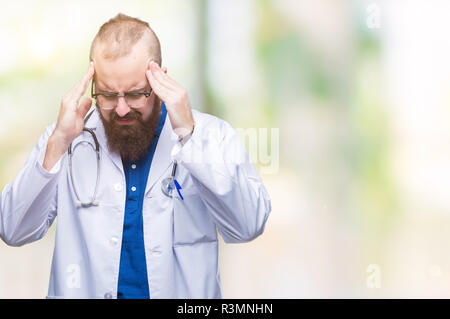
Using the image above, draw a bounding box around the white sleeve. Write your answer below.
[0,123,61,246]
[171,115,271,243]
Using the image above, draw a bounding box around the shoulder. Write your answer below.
[191,109,235,136]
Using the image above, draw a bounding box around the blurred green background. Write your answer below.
[2,0,450,298]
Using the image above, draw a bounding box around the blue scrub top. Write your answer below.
[117,102,167,299]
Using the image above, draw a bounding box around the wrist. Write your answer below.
[178,122,195,146]
[49,130,72,154]
[43,133,68,172]
[51,129,72,149]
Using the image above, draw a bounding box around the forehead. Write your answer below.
[93,41,150,91]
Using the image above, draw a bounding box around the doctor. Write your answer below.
[0,13,271,299]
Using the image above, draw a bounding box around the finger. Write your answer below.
[147,64,174,91]
[151,62,179,89]
[149,61,179,90]
[146,69,173,99]
[146,66,171,92]
[78,97,92,118]
[84,61,95,82]
[146,69,174,102]
[78,61,95,90]
[73,62,95,99]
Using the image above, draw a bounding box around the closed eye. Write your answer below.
[100,92,118,97]
[126,92,144,97]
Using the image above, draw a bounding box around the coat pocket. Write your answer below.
[172,192,217,247]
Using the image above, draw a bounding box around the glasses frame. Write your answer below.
[90,79,153,110]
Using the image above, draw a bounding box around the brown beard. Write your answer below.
[98,101,161,162]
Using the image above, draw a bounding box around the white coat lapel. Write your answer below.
[145,114,176,195]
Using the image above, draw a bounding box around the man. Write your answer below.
[0,13,271,299]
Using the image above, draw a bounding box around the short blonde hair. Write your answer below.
[89,13,162,65]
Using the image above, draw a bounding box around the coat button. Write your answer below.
[131,164,137,169]
[131,186,137,192]
[114,183,123,192]
[104,292,113,299]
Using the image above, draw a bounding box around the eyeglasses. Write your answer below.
[90,79,153,110]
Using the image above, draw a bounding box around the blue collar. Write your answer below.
[155,101,167,138]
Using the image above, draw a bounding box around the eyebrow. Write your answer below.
[127,86,150,93]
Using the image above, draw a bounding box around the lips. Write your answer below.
[116,118,136,125]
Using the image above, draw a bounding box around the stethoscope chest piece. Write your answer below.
[161,161,183,199]
[161,176,175,197]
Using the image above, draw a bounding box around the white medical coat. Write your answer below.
[0,106,271,298]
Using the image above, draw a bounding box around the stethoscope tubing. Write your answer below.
[68,110,101,207]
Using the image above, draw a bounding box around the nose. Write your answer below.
[115,96,131,118]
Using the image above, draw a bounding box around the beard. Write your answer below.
[98,101,161,163]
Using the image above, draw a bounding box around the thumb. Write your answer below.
[78,97,92,118]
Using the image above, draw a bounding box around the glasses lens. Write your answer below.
[98,95,117,110]
[125,93,148,108]
[97,92,150,110]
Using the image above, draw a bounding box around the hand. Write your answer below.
[145,61,195,139]
[43,61,95,171]
[53,61,95,147]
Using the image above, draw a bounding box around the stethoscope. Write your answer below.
[68,109,181,208]
[161,160,183,199]
[68,109,101,207]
